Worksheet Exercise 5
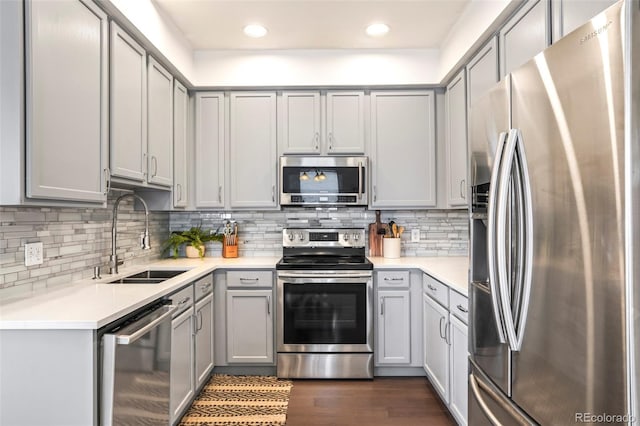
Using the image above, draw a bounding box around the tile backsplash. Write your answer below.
[170,208,469,258]
[0,191,169,295]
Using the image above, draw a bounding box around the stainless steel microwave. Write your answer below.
[280,156,368,206]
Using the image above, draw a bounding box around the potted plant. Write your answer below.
[161,226,223,259]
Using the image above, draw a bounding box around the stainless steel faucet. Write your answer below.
[109,193,151,274]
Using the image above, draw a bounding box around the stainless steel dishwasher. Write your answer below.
[102,302,176,425]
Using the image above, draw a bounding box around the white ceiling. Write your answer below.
[153,0,471,50]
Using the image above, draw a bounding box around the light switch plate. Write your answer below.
[25,242,44,266]
[411,229,420,242]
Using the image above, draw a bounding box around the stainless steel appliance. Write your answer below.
[468,1,640,424]
[102,302,176,425]
[279,156,368,206]
[276,228,374,378]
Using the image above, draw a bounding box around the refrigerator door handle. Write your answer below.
[487,131,508,344]
[496,129,519,350]
[513,129,534,351]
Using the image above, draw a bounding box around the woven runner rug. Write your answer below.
[179,375,293,426]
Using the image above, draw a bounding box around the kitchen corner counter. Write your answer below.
[369,256,469,296]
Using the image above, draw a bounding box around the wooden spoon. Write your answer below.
[398,226,405,237]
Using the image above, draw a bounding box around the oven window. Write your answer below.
[283,283,367,344]
[282,167,363,194]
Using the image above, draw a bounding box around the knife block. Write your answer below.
[223,241,238,258]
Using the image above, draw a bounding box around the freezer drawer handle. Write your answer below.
[469,374,503,426]
[115,305,176,345]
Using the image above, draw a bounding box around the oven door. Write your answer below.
[276,271,373,353]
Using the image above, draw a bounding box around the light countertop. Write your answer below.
[0,256,468,330]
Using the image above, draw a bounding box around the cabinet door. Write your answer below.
[226,290,274,364]
[195,92,225,208]
[170,309,194,425]
[147,56,173,186]
[25,0,108,203]
[445,71,468,207]
[376,290,411,365]
[551,0,618,42]
[423,293,450,404]
[229,93,278,208]
[280,92,321,154]
[110,22,146,182]
[195,294,214,389]
[173,81,188,208]
[326,91,365,154]
[449,314,468,426]
[466,37,498,112]
[499,0,550,78]
[370,91,436,208]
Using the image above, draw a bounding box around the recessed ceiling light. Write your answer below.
[366,23,390,37]
[244,24,268,38]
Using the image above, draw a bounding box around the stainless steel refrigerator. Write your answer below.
[468,1,640,424]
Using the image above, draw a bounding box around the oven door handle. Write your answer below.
[278,272,373,279]
[278,277,372,285]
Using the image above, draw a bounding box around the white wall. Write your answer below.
[108,0,195,82]
[438,0,519,82]
[193,49,440,87]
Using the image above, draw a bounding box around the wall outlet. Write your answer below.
[411,229,421,242]
[25,242,44,266]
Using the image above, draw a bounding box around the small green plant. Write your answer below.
[161,226,223,258]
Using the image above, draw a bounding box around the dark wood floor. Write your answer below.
[286,377,455,426]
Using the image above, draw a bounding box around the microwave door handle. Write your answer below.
[358,161,363,199]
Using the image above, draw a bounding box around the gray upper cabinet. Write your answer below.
[173,81,188,208]
[326,91,366,154]
[499,0,550,78]
[370,91,436,209]
[194,92,225,209]
[147,56,173,187]
[551,0,618,41]
[229,92,278,209]
[110,22,146,183]
[280,92,321,154]
[25,0,108,203]
[466,37,499,109]
[445,71,468,208]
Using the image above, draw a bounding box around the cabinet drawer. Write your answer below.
[170,284,194,315]
[227,270,273,288]
[449,290,469,324]
[377,270,410,289]
[423,274,449,307]
[194,273,213,301]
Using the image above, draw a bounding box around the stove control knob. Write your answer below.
[287,233,294,241]
[353,233,360,241]
[343,233,350,241]
[297,233,305,241]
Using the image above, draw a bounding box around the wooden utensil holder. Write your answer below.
[223,241,238,258]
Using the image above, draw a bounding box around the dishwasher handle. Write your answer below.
[115,305,176,345]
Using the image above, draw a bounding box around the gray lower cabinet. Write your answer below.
[147,56,173,187]
[173,81,189,208]
[376,289,411,365]
[110,22,146,183]
[423,291,450,403]
[226,289,274,363]
[195,293,214,389]
[370,91,436,209]
[499,0,551,78]
[449,314,468,426]
[229,92,278,209]
[170,306,194,425]
[445,71,468,208]
[195,92,225,208]
[25,0,108,203]
[552,0,618,42]
[466,37,499,108]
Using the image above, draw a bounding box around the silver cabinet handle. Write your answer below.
[103,168,111,196]
[373,185,377,202]
[240,277,259,283]
[142,152,147,177]
[267,295,271,315]
[460,179,466,199]
[201,283,212,292]
[380,299,384,315]
[445,321,451,345]
[314,132,319,151]
[384,277,404,282]
[178,296,190,306]
[218,186,222,203]
[328,132,333,151]
[439,316,445,339]
[151,156,158,177]
[176,183,182,202]
[456,304,468,313]
[427,284,437,291]
[272,185,275,203]
[197,310,203,331]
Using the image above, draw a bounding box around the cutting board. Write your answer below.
[368,210,388,257]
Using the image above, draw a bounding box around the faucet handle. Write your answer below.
[92,266,102,280]
[141,232,151,250]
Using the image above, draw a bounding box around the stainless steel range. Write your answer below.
[276,228,374,379]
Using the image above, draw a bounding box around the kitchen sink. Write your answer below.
[107,269,189,284]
